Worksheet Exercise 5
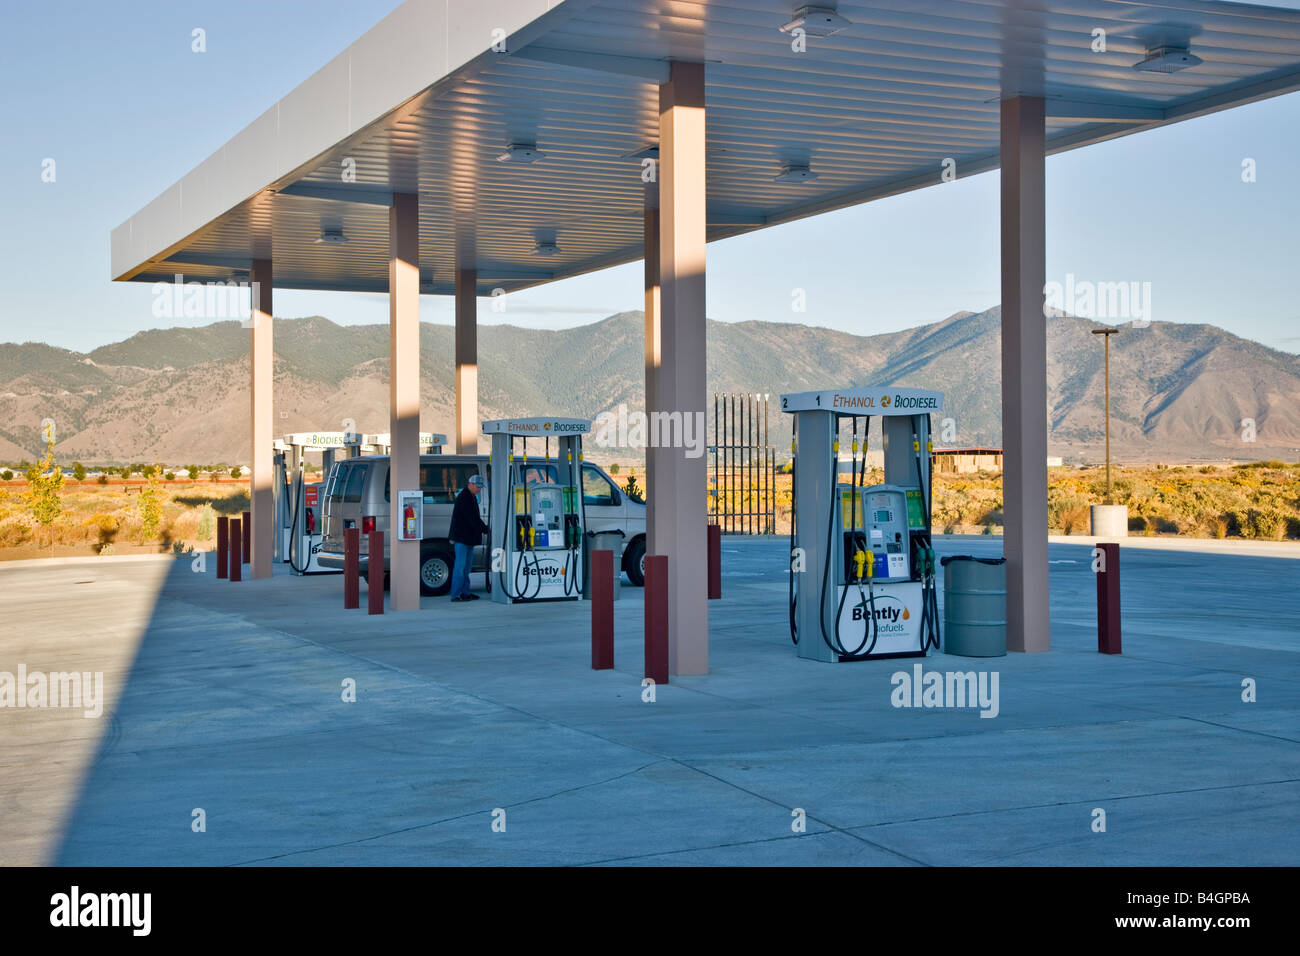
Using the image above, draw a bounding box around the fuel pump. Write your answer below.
[274,432,364,575]
[483,417,591,604]
[781,387,943,662]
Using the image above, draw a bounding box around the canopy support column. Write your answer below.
[652,61,708,676]
[1000,96,1050,652]
[389,192,421,610]
[249,258,274,579]
[455,267,478,455]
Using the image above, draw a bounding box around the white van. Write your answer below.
[317,454,647,595]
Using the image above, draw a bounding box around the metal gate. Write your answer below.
[709,392,776,534]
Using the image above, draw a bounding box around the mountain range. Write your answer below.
[0,307,1296,464]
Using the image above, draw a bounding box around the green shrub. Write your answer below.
[1128,515,1148,533]
[1252,509,1285,541]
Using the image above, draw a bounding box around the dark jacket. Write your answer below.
[449,486,489,545]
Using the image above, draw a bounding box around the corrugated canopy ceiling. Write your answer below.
[112,0,1300,295]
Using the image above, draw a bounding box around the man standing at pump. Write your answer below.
[449,475,489,602]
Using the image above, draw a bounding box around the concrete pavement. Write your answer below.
[0,535,1296,865]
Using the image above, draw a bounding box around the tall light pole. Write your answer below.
[1091,328,1119,504]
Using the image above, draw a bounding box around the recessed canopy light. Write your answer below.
[315,228,347,244]
[532,241,561,256]
[498,143,546,164]
[780,5,850,38]
[774,163,818,184]
[1133,45,1202,73]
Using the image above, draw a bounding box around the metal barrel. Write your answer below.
[941,556,1007,657]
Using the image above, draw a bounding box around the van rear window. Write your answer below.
[341,465,368,503]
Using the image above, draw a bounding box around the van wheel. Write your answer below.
[623,536,646,587]
[419,547,453,596]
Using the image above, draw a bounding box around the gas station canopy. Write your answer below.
[111,0,1300,296]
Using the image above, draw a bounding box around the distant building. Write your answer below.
[836,450,885,475]
[933,447,1003,474]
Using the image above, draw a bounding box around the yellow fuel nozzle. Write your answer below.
[912,439,920,452]
[528,526,536,548]
[833,440,839,454]
[865,549,876,579]
[927,440,933,452]
[853,549,866,581]
[791,439,796,453]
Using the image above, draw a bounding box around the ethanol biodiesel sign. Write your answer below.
[482,418,592,435]
[779,388,943,415]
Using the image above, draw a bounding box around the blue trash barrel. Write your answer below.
[940,555,1007,657]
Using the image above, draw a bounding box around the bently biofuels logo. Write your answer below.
[522,560,563,578]
[850,594,912,633]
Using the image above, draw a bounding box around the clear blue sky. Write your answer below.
[2,0,1297,354]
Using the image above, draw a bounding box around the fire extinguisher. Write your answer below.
[404,502,416,539]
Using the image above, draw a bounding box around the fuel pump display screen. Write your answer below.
[529,485,564,548]
[862,487,911,581]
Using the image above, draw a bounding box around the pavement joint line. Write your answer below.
[575,828,848,866]
[226,759,668,866]
[670,758,931,865]
[1006,686,1300,743]
[841,776,1300,834]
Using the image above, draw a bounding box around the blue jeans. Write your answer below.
[450,541,473,598]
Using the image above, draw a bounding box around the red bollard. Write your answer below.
[242,510,251,564]
[229,518,242,582]
[591,549,614,670]
[644,554,669,685]
[216,516,229,579]
[707,523,721,600]
[1096,542,1121,654]
[343,527,360,610]
[367,530,384,615]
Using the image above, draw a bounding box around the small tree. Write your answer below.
[610,463,620,475]
[142,464,157,480]
[165,471,176,481]
[196,503,216,541]
[137,471,163,545]
[624,471,642,501]
[187,464,200,481]
[1,470,12,482]
[24,436,66,555]
[72,461,86,482]
[231,466,242,480]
